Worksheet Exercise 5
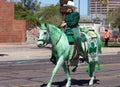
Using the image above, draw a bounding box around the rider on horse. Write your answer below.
[50,0,85,64]
[61,0,85,59]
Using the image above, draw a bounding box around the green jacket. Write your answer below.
[65,12,80,28]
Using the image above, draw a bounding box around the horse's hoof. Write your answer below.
[89,83,93,86]
[65,81,71,87]
[46,84,51,87]
[89,80,93,85]
[65,85,71,87]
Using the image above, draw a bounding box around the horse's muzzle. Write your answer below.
[37,44,42,48]
[37,39,45,47]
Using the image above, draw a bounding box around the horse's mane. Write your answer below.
[44,23,64,45]
[46,24,63,37]
[47,24,62,33]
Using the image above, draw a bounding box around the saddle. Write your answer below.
[65,29,75,45]
[80,27,97,38]
[87,31,97,38]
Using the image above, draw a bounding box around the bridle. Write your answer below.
[37,27,49,47]
[38,24,63,47]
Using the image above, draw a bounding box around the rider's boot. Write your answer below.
[50,54,56,65]
[79,56,85,62]
[76,48,85,63]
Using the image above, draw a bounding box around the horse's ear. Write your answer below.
[39,23,41,28]
[44,23,47,28]
[45,23,50,31]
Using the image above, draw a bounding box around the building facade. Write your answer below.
[90,0,120,19]
[0,0,26,43]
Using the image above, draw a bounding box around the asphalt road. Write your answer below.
[0,54,119,87]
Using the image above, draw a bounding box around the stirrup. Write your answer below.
[50,58,56,65]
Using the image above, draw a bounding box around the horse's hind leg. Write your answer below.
[62,62,71,87]
[47,57,64,87]
[88,62,96,85]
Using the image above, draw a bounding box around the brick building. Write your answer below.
[0,0,26,44]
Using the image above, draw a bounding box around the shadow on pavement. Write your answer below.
[0,54,8,56]
[40,79,100,87]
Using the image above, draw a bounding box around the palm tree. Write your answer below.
[93,0,108,20]
[99,0,108,6]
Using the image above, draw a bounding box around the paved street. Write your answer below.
[0,54,119,87]
[0,44,120,87]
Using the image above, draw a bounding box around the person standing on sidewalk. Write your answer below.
[113,32,119,43]
[104,29,110,46]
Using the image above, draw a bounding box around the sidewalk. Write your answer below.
[101,47,120,55]
[0,44,120,62]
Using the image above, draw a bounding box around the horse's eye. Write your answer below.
[44,32,47,34]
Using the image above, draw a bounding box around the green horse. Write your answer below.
[37,23,102,87]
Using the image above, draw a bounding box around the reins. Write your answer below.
[46,24,63,47]
[54,33,63,47]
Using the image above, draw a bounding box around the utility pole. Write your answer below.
[78,0,80,14]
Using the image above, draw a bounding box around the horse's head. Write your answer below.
[37,24,49,47]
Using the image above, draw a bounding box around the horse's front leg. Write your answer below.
[47,57,64,87]
[62,62,71,87]
[88,62,96,85]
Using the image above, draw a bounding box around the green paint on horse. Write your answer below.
[37,23,102,87]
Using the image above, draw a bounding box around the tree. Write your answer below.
[93,0,108,6]
[38,5,62,26]
[107,7,120,32]
[20,0,41,11]
[15,2,62,27]
[15,1,41,27]
[99,0,108,6]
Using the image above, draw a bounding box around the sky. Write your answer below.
[39,0,88,16]
[7,0,88,16]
